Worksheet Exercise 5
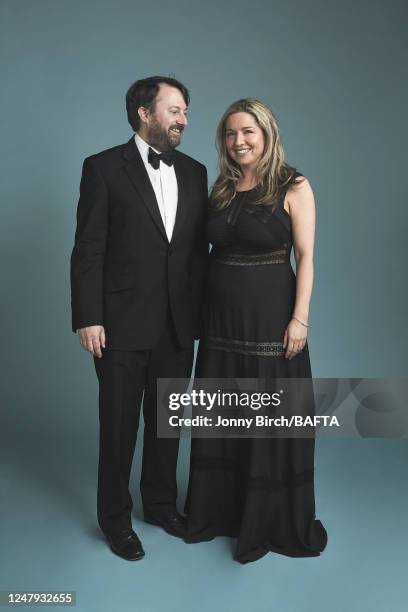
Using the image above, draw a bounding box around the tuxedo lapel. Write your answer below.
[123,138,168,242]
[171,153,190,244]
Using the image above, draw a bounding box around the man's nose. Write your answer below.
[179,114,188,127]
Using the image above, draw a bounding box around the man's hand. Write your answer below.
[77,325,106,358]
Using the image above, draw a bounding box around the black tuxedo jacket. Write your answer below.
[70,137,209,350]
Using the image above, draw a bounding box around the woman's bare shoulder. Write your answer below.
[285,175,315,214]
[291,174,313,194]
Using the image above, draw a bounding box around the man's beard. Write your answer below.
[147,117,183,152]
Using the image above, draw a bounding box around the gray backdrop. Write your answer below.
[1,1,407,611]
[2,0,407,431]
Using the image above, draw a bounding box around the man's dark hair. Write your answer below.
[126,76,190,132]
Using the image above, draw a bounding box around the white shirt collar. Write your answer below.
[134,132,160,166]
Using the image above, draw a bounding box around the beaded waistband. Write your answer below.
[213,249,289,266]
[205,336,286,357]
[205,336,308,357]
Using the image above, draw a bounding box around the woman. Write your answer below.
[184,98,328,563]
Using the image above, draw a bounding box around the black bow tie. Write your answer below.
[148,147,175,170]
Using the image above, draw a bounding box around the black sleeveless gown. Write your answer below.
[184,176,328,563]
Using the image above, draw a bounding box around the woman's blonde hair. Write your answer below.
[210,98,301,209]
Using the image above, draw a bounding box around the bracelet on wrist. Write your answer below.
[292,315,309,328]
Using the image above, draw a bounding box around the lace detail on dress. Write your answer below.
[213,249,289,266]
[206,336,286,357]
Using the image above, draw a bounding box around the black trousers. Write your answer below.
[94,313,194,536]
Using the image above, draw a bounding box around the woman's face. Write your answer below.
[225,112,265,171]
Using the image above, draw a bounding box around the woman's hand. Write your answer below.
[283,318,307,360]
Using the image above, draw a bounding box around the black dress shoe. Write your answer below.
[144,510,187,538]
[105,528,145,561]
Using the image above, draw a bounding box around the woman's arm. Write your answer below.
[283,177,316,359]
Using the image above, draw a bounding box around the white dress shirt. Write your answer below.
[134,133,178,242]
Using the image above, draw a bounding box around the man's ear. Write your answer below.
[138,106,149,125]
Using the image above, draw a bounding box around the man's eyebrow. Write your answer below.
[169,105,188,111]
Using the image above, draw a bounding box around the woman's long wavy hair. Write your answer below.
[211,98,302,210]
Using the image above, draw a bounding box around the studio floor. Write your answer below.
[1,436,406,612]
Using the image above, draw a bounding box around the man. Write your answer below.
[70,76,208,561]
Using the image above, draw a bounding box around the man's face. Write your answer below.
[144,84,188,151]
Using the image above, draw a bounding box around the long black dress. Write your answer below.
[184,176,328,563]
